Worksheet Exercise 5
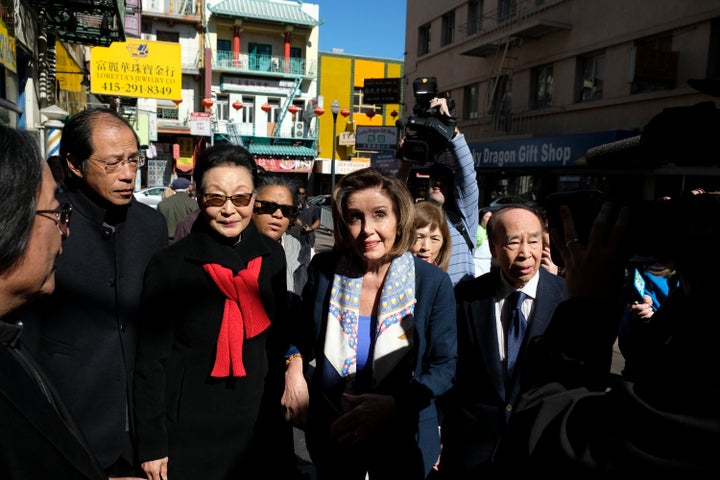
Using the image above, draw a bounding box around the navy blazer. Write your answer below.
[296,252,457,477]
[439,267,566,479]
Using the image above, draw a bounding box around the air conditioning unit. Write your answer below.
[293,121,305,138]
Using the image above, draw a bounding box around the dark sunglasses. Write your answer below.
[254,200,297,218]
[36,202,72,238]
[201,192,254,208]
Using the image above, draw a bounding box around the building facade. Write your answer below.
[404,0,720,203]
[314,50,404,194]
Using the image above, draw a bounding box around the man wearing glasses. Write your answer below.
[18,108,168,479]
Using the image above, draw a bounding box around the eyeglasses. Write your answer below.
[254,200,297,218]
[36,203,72,238]
[201,192,255,208]
[89,155,145,173]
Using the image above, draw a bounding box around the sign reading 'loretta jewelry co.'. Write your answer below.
[90,40,182,100]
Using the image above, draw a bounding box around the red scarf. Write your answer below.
[203,257,270,377]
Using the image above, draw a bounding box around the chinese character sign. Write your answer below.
[90,41,182,100]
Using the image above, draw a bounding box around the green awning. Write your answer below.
[248,143,315,157]
[209,0,319,27]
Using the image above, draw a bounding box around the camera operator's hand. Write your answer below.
[430,97,452,117]
[550,202,630,300]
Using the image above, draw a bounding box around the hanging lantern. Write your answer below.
[201,98,214,108]
[172,99,183,106]
[390,110,398,119]
[365,108,376,119]
[232,100,243,111]
[288,105,300,116]
[340,108,351,118]
[261,103,272,113]
[314,106,325,116]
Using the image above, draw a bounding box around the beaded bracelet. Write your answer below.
[285,353,303,366]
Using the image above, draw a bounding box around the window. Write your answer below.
[708,18,720,80]
[576,51,605,102]
[463,83,480,120]
[215,94,229,122]
[531,64,553,109]
[468,0,483,35]
[489,75,512,132]
[441,11,455,47]
[156,31,179,43]
[249,43,273,71]
[354,87,383,117]
[217,39,231,52]
[418,24,431,56]
[630,32,677,94]
[498,0,517,23]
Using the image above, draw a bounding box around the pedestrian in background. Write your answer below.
[399,97,479,286]
[157,176,198,242]
[291,167,457,480]
[12,108,168,479]
[134,143,296,480]
[411,200,451,271]
[290,185,322,255]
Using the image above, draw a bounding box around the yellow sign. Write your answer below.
[56,41,83,93]
[90,40,181,100]
[0,18,16,73]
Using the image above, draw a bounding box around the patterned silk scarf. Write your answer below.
[203,257,270,377]
[323,252,416,390]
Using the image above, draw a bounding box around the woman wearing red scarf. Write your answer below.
[133,144,295,480]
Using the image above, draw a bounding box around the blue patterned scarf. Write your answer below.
[323,252,416,393]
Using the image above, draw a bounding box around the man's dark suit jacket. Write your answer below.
[439,267,566,479]
[0,323,106,479]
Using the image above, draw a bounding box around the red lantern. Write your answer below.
[232,100,243,111]
[201,98,214,108]
[365,108,376,119]
[314,107,325,116]
[288,105,300,116]
[340,109,351,117]
[261,103,272,113]
[390,110,398,119]
[172,99,182,106]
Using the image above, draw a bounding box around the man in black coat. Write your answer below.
[16,108,168,478]
[0,125,106,479]
[438,205,566,479]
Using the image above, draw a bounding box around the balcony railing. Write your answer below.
[214,50,314,76]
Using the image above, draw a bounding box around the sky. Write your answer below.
[313,1,407,60]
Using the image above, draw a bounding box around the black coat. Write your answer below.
[439,268,566,479]
[134,220,294,480]
[17,188,168,468]
[0,322,107,480]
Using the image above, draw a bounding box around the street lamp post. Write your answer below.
[330,100,340,196]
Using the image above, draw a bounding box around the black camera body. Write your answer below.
[400,77,457,164]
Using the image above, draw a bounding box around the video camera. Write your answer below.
[399,77,457,164]
[544,189,720,271]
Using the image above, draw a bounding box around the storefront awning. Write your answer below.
[248,143,316,158]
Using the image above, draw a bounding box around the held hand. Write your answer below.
[540,245,559,275]
[429,97,451,117]
[550,202,630,300]
[281,357,309,429]
[330,393,397,446]
[629,294,654,320]
[141,457,168,480]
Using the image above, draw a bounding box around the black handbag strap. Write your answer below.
[446,209,474,252]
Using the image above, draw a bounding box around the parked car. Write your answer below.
[133,186,166,209]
